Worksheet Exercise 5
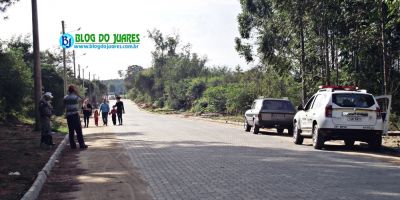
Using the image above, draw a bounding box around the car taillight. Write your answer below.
[258,113,262,120]
[376,108,382,119]
[325,105,333,117]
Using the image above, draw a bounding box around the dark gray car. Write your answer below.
[244,98,296,135]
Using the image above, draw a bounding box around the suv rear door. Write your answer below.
[331,93,378,126]
[259,100,295,122]
[375,95,392,135]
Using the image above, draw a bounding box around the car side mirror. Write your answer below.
[297,104,304,111]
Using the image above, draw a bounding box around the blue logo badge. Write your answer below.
[59,33,74,48]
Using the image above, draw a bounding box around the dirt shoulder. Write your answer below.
[0,122,64,200]
[39,129,151,200]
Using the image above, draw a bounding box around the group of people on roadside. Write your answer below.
[39,84,125,150]
[98,97,125,126]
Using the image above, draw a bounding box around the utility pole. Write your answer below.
[89,71,91,101]
[73,50,76,79]
[78,64,81,79]
[82,68,85,89]
[62,20,67,96]
[31,0,42,130]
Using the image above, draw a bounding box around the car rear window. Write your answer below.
[332,93,375,108]
[262,100,295,111]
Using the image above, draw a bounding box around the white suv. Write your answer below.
[293,86,383,150]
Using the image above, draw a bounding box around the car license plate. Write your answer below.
[347,116,362,121]
[272,114,284,119]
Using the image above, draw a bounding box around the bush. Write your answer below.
[201,86,227,113]
[0,49,33,119]
[225,84,256,114]
[390,113,400,131]
[41,64,64,116]
[191,98,208,113]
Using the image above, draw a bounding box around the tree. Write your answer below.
[0,46,33,119]
[0,0,19,13]
[109,84,116,93]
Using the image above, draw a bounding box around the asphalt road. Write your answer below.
[98,100,398,200]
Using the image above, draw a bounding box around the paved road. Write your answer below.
[100,100,400,200]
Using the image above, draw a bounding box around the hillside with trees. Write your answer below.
[123,0,400,130]
[102,79,126,96]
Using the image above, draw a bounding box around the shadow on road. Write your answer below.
[258,130,292,138]
[38,132,152,200]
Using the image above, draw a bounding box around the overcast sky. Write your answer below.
[0,0,250,80]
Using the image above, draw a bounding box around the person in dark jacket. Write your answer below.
[82,99,92,128]
[39,92,54,149]
[115,96,125,125]
[64,85,88,149]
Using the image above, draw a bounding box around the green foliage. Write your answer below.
[0,37,108,121]
[225,84,255,114]
[0,48,33,119]
[121,19,400,130]
[198,86,227,113]
[41,63,64,116]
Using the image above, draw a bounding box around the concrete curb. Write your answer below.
[20,134,68,200]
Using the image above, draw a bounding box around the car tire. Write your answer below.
[288,126,294,136]
[244,118,251,132]
[344,139,355,147]
[253,120,259,135]
[312,124,324,150]
[368,135,382,150]
[293,123,304,145]
[277,128,284,134]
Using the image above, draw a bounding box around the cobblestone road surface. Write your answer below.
[112,101,400,200]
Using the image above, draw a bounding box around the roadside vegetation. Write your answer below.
[122,0,400,131]
[0,36,108,125]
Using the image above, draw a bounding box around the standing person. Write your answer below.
[99,99,110,126]
[64,85,88,149]
[115,96,125,125]
[109,106,117,125]
[82,99,92,128]
[94,109,99,126]
[39,92,54,149]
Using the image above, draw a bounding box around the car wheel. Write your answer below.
[368,135,382,150]
[253,120,259,135]
[344,139,355,147]
[244,118,251,132]
[277,128,284,134]
[293,123,304,145]
[288,126,294,136]
[312,124,324,150]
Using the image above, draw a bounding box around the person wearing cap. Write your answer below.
[39,92,54,149]
[64,84,88,149]
[114,96,125,125]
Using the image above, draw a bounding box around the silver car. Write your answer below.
[244,98,296,135]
